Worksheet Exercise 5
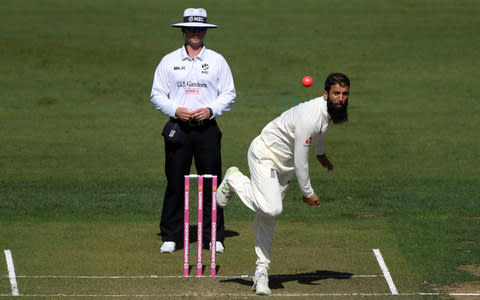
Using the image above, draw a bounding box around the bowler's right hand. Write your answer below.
[303,193,320,207]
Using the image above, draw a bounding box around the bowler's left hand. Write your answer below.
[316,154,333,171]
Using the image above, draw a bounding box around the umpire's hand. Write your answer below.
[191,107,211,121]
[175,107,193,122]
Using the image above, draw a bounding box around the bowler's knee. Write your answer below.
[262,205,282,217]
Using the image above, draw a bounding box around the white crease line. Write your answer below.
[3,249,19,296]
[420,292,480,296]
[373,248,398,295]
[1,292,480,297]
[11,275,248,279]
[7,274,380,279]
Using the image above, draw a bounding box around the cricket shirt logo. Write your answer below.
[270,168,276,179]
[305,137,312,146]
[201,63,209,74]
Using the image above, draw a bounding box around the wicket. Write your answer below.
[184,174,218,277]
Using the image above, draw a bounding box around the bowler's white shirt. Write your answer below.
[150,45,236,118]
[260,97,332,198]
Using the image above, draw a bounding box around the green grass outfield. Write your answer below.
[1,0,479,298]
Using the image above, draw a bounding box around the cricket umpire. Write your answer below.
[150,8,236,253]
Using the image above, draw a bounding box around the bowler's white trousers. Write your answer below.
[228,136,294,270]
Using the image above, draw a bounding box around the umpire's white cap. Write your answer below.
[171,8,218,28]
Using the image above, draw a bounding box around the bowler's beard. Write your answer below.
[327,97,348,124]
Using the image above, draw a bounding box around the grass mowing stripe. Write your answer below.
[3,250,19,296]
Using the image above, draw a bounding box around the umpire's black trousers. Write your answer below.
[160,118,225,248]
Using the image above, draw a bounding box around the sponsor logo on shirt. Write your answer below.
[176,81,208,88]
[185,88,200,94]
[173,66,186,71]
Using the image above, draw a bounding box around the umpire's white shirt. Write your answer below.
[260,96,332,198]
[150,45,236,118]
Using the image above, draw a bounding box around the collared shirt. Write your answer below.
[150,45,236,118]
[260,96,332,198]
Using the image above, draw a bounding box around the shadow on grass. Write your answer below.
[157,226,240,246]
[221,270,353,290]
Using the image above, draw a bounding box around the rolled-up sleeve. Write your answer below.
[312,134,325,155]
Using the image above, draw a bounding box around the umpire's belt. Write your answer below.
[170,117,216,128]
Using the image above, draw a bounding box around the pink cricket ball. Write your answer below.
[302,76,313,87]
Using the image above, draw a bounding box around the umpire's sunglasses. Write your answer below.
[185,27,206,32]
